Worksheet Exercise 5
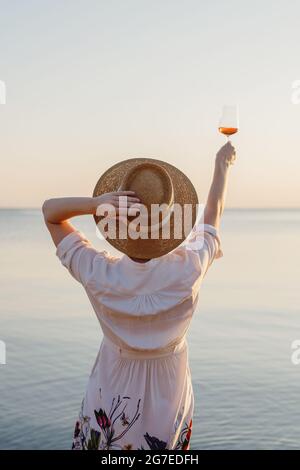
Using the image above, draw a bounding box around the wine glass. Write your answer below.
[218,105,239,141]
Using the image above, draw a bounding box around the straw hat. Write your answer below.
[93,158,198,259]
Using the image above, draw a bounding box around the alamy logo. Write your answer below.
[95,201,206,249]
[0,80,6,104]
[291,340,300,365]
[0,340,6,365]
[291,80,300,105]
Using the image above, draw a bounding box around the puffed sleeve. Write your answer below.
[56,231,106,287]
[185,222,223,275]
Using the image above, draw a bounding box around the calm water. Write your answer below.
[0,209,300,450]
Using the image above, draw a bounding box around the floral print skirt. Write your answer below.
[72,336,194,450]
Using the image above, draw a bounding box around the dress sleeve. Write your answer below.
[185,222,223,275]
[56,231,106,287]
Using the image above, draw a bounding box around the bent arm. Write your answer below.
[42,192,139,247]
[42,197,98,247]
[204,142,236,230]
[42,197,98,224]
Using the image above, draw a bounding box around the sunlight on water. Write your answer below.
[0,209,300,449]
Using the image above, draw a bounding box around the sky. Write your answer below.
[0,0,299,208]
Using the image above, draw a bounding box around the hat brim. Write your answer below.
[93,157,198,259]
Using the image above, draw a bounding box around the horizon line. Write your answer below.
[0,206,299,211]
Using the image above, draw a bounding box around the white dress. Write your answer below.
[56,222,222,450]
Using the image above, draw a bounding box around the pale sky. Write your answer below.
[0,0,299,208]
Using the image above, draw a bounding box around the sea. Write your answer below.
[0,209,299,449]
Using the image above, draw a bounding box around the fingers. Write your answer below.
[105,200,142,210]
[113,199,141,209]
[113,190,138,196]
[224,141,235,151]
[102,206,142,218]
[216,141,237,166]
[229,151,237,165]
[219,143,235,156]
[113,196,140,203]
[224,141,236,157]
[112,191,140,204]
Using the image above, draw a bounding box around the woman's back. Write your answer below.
[56,223,221,450]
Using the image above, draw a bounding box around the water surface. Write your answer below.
[0,209,299,449]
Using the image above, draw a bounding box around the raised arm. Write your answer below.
[204,141,236,230]
[42,192,139,247]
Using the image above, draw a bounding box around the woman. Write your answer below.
[43,142,236,450]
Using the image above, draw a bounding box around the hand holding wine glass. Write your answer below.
[216,141,236,168]
[204,110,238,231]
